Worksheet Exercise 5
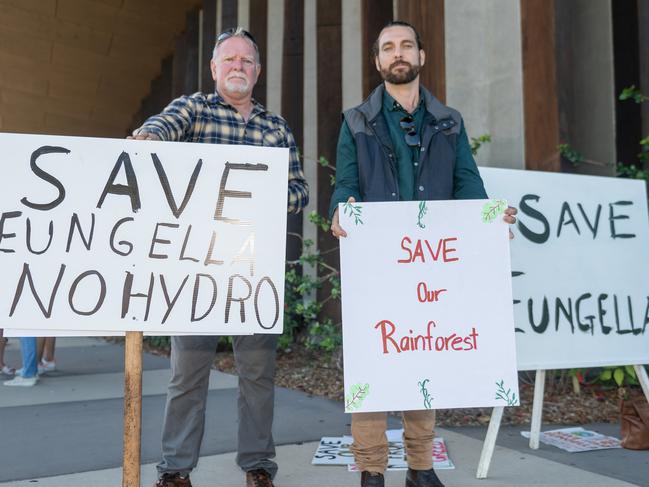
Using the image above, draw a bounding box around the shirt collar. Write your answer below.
[209,91,266,116]
[383,87,424,113]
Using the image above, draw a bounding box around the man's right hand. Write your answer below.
[331,196,355,239]
[127,130,160,141]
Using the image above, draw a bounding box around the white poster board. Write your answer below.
[339,199,519,413]
[0,133,288,335]
[480,168,649,370]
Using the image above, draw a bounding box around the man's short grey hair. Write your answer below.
[212,27,261,65]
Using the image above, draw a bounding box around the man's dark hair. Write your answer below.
[371,21,423,58]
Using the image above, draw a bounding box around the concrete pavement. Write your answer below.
[0,338,645,486]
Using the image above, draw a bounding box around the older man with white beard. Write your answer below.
[130,27,308,487]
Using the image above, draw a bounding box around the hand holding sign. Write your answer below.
[0,133,289,335]
[339,199,519,413]
[331,196,356,239]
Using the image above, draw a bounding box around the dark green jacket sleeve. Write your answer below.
[453,122,488,200]
[329,121,362,218]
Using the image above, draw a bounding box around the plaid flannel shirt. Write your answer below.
[134,91,308,214]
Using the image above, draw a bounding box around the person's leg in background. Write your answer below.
[0,329,15,376]
[37,337,57,373]
[4,337,38,387]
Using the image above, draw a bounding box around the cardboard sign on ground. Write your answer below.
[312,430,454,470]
[521,427,621,452]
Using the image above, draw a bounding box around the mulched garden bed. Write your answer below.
[210,345,636,427]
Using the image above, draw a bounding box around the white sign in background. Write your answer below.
[0,133,289,334]
[340,199,519,413]
[480,168,649,370]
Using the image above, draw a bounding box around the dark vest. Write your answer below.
[343,85,462,202]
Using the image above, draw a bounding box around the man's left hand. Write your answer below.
[503,206,517,240]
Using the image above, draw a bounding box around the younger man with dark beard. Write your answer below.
[329,21,516,487]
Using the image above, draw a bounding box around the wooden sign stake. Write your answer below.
[123,331,144,487]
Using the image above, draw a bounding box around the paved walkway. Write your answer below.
[0,338,645,486]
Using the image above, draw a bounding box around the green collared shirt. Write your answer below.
[382,90,426,201]
[330,89,487,218]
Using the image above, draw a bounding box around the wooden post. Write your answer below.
[529,369,546,449]
[476,406,504,479]
[123,331,144,487]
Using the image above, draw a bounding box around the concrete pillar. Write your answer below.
[238,0,250,30]
[266,0,284,114]
[556,0,616,176]
[342,0,362,110]
[303,0,318,299]
[444,0,525,169]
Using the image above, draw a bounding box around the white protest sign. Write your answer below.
[0,133,288,334]
[480,168,649,370]
[340,200,519,413]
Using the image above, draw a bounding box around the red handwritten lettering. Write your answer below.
[398,236,460,264]
[416,282,447,302]
[398,237,413,263]
[374,319,479,354]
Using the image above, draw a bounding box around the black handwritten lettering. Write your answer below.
[66,213,95,252]
[26,218,54,255]
[159,274,189,323]
[10,263,65,318]
[20,146,70,211]
[109,217,134,256]
[0,211,22,253]
[191,274,218,321]
[97,151,141,212]
[609,201,635,239]
[254,276,279,329]
[214,162,268,224]
[151,153,202,218]
[528,296,549,333]
[575,293,594,334]
[149,222,179,259]
[224,274,252,323]
[121,272,154,320]
[557,202,580,237]
[68,270,106,316]
[518,194,550,244]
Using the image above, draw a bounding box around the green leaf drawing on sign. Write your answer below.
[343,202,363,225]
[495,379,518,406]
[418,378,433,409]
[417,201,428,229]
[481,199,507,223]
[345,383,370,411]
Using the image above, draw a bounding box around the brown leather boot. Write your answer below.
[405,467,445,487]
[246,468,274,487]
[361,471,385,486]
[153,472,192,487]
